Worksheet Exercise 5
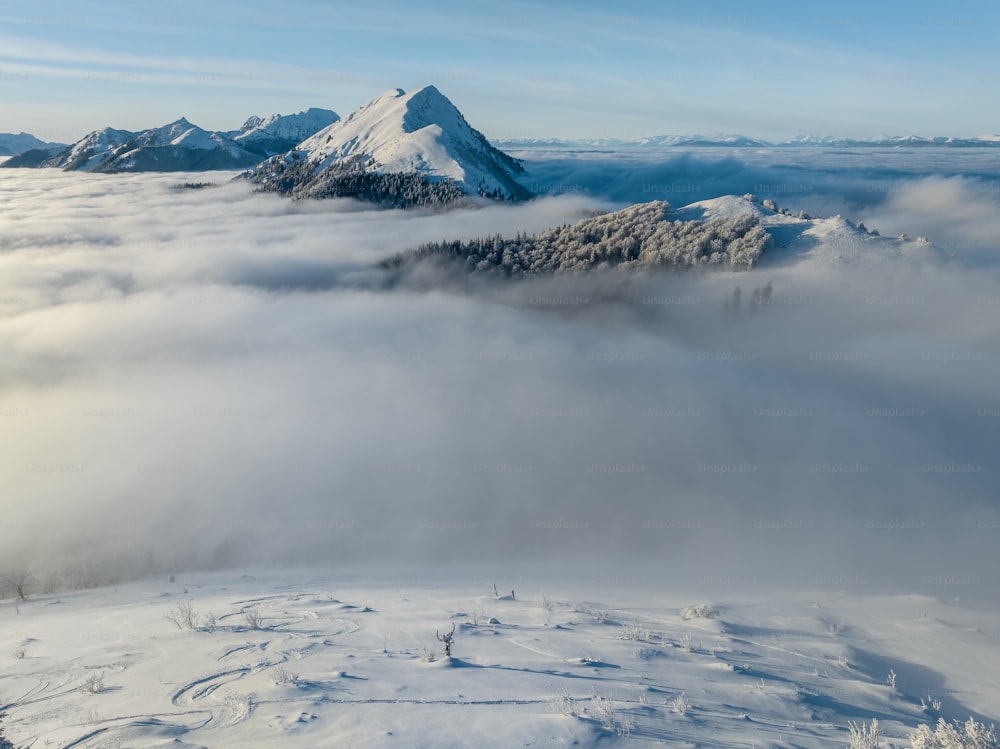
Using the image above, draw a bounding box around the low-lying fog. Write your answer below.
[1,150,997,595]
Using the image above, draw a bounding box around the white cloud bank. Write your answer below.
[0,163,997,596]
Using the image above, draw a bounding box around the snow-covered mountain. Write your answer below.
[33,126,138,171]
[3,111,337,173]
[231,107,340,157]
[0,131,64,156]
[246,86,531,204]
[80,117,267,172]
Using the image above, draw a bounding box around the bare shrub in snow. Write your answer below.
[591,695,633,736]
[681,604,719,620]
[269,665,298,686]
[848,719,881,749]
[909,718,998,749]
[418,646,437,663]
[591,694,618,730]
[243,606,264,630]
[921,695,943,713]
[165,601,198,630]
[620,620,654,642]
[680,630,695,652]
[79,672,106,695]
[551,690,578,717]
[436,623,456,657]
[672,693,689,716]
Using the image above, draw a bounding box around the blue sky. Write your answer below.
[1,0,998,142]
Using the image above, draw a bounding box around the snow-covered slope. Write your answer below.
[674,194,935,267]
[248,86,530,201]
[1,570,997,749]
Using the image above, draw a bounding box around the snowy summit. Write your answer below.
[245,85,531,205]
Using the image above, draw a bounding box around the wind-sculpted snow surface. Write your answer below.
[381,200,771,274]
[1,572,998,749]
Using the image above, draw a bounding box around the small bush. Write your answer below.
[436,623,456,657]
[620,621,654,642]
[681,604,718,621]
[551,690,578,717]
[909,718,998,749]
[79,672,106,695]
[680,630,695,653]
[243,606,264,630]
[592,694,617,730]
[672,693,689,716]
[269,665,298,686]
[165,601,198,630]
[591,695,632,736]
[847,719,881,749]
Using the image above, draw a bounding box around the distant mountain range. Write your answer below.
[4,88,998,212]
[496,134,1000,149]
[2,87,529,207]
[1,109,338,171]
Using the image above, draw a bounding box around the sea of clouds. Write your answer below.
[1,151,997,594]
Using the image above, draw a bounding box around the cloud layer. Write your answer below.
[1,156,998,596]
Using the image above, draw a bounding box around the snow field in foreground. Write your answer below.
[2,570,998,748]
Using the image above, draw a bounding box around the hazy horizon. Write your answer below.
[2,1,999,142]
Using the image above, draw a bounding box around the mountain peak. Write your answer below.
[248,84,530,203]
[368,88,407,107]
